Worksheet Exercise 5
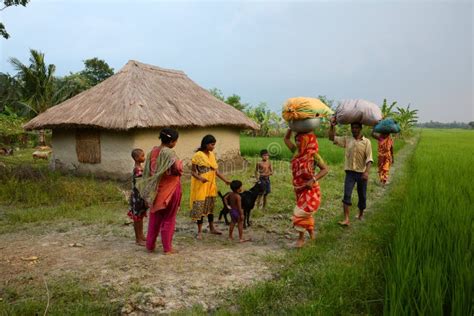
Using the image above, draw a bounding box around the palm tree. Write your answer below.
[9,49,56,145]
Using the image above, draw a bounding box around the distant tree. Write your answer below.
[318,95,336,110]
[208,88,248,112]
[54,72,91,104]
[80,58,114,86]
[0,72,22,113]
[209,88,224,101]
[9,49,56,145]
[469,122,474,129]
[225,94,248,112]
[1,0,30,39]
[245,102,279,137]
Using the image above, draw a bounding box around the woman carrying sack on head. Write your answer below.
[284,129,329,248]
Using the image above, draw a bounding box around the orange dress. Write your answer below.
[377,136,393,183]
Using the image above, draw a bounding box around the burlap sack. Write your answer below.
[335,99,382,126]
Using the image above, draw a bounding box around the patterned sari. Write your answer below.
[291,133,323,232]
[137,146,178,207]
[189,150,218,221]
[377,135,393,183]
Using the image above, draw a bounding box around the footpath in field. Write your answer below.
[0,137,413,314]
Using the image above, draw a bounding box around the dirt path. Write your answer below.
[0,216,293,314]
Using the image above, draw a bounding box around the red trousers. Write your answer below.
[146,184,182,252]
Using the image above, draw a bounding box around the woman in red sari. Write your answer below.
[284,129,329,248]
[139,128,183,255]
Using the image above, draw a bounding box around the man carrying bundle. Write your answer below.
[329,118,373,225]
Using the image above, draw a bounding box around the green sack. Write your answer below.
[374,118,401,134]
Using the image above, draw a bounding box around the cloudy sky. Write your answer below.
[1,0,472,122]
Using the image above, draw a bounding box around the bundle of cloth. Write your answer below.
[374,118,401,134]
[282,97,333,122]
[334,99,382,126]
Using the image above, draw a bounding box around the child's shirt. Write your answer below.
[129,165,147,216]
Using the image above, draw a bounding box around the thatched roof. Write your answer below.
[24,60,259,131]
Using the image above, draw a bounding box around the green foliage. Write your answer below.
[0,0,30,39]
[381,98,397,118]
[80,57,114,86]
[53,72,92,104]
[245,102,282,137]
[209,88,248,111]
[393,104,418,136]
[384,130,472,315]
[0,113,26,136]
[9,49,56,117]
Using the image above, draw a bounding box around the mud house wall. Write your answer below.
[51,129,133,179]
[133,127,244,172]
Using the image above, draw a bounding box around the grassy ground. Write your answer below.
[0,134,411,314]
[210,134,418,315]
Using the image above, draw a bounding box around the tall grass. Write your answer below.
[384,129,473,315]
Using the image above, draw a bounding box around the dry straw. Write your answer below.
[24,60,259,131]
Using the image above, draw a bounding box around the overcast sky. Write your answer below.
[1,0,472,122]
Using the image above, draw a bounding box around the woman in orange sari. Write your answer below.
[372,131,394,186]
[139,128,183,254]
[284,129,329,248]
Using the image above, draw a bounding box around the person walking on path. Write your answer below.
[329,118,373,226]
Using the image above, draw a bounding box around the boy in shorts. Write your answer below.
[224,180,251,242]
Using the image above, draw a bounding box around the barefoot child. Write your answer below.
[128,148,148,246]
[224,180,251,242]
[371,131,394,187]
[255,149,273,209]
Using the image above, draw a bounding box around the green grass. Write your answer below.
[0,274,120,315]
[384,129,473,315]
[240,135,405,165]
[210,134,418,315]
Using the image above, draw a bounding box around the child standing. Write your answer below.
[371,131,394,187]
[224,180,251,242]
[128,148,148,246]
[255,149,273,209]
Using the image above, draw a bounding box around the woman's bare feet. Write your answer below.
[164,248,179,255]
[196,233,203,240]
[296,239,305,248]
[136,239,146,246]
[239,238,252,243]
[338,220,350,226]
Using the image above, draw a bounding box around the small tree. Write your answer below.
[381,99,397,118]
[394,104,418,136]
[80,58,114,86]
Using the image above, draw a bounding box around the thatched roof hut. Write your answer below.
[24,60,258,178]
